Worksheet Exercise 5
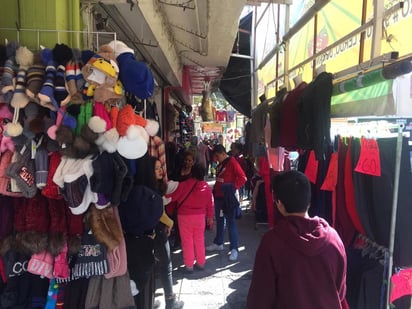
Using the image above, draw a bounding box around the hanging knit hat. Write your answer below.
[52,156,97,215]
[72,230,109,279]
[108,40,154,99]
[92,101,112,131]
[37,48,58,111]
[6,46,34,137]
[0,195,14,240]
[35,144,49,189]
[95,127,119,154]
[6,145,38,198]
[116,103,159,137]
[25,52,45,100]
[19,194,50,255]
[0,150,23,197]
[47,198,68,256]
[104,207,127,278]
[1,41,19,104]
[27,250,54,279]
[119,185,163,237]
[89,205,123,252]
[47,105,77,140]
[116,125,148,159]
[110,152,128,206]
[41,151,63,200]
[53,241,69,279]
[55,125,77,158]
[90,151,114,197]
[83,56,118,88]
[75,101,93,136]
[93,81,123,103]
[66,210,84,256]
[3,247,29,278]
[22,101,39,138]
[1,57,16,103]
[65,59,84,104]
[10,46,33,110]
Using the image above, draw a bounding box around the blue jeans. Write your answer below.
[213,198,238,251]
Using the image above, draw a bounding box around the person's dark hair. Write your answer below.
[212,144,226,155]
[272,171,311,213]
[134,154,167,195]
[183,150,195,160]
[190,163,206,180]
[231,142,243,153]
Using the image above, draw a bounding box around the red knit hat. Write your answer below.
[13,197,27,232]
[66,210,84,256]
[41,151,63,199]
[0,196,14,239]
[25,194,50,233]
[20,194,50,255]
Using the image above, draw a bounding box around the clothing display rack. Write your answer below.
[385,123,404,309]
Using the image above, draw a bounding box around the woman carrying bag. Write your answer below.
[165,164,214,272]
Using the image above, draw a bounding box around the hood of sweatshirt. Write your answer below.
[279,215,332,257]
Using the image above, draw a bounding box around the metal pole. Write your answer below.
[385,123,404,309]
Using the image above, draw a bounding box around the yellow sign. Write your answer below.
[202,123,223,133]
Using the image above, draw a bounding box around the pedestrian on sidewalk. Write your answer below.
[206,144,247,261]
[165,164,214,272]
[148,156,184,309]
[247,171,347,309]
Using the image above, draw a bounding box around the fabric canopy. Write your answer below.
[331,79,395,117]
[219,12,252,118]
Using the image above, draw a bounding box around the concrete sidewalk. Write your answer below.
[154,201,269,309]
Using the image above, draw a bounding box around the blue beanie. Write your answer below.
[116,52,154,99]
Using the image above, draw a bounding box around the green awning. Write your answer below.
[331,79,394,117]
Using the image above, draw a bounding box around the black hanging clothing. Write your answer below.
[269,87,287,148]
[250,101,268,145]
[63,277,89,309]
[352,137,412,266]
[297,72,333,160]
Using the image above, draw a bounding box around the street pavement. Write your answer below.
[154,192,269,309]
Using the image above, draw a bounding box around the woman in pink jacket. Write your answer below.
[166,164,214,272]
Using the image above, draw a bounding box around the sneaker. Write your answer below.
[229,249,238,261]
[194,263,205,270]
[154,299,161,309]
[206,243,224,251]
[166,295,184,309]
[180,266,194,274]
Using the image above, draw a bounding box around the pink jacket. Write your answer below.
[166,178,214,219]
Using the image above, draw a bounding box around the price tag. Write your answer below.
[304,150,318,184]
[354,137,381,176]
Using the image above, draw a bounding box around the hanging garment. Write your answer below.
[297,72,333,160]
[352,137,412,266]
[278,82,307,148]
[215,110,228,122]
[258,156,274,228]
[269,87,287,148]
[344,138,366,235]
[250,101,268,145]
[334,137,356,247]
[264,114,285,172]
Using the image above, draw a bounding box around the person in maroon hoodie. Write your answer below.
[247,170,347,309]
